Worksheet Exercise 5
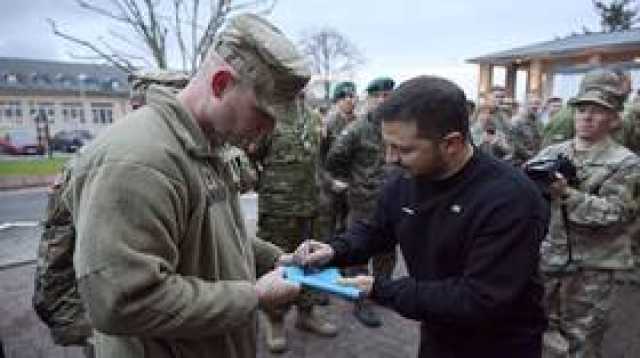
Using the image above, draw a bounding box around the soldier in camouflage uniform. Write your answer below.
[542,67,632,148]
[528,70,640,358]
[257,97,338,353]
[317,82,358,240]
[510,94,544,166]
[470,102,514,160]
[325,77,396,328]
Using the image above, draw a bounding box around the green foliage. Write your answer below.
[0,157,67,176]
[593,0,638,32]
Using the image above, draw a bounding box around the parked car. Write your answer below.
[0,130,45,155]
[50,130,94,153]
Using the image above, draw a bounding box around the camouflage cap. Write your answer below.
[569,68,625,111]
[213,13,311,120]
[333,81,357,101]
[366,77,395,94]
[128,69,190,108]
[128,69,190,91]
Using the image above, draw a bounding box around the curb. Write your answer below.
[0,175,56,190]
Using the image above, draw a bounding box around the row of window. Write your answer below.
[0,100,115,125]
[1,73,123,92]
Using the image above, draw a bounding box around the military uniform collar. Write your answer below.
[570,136,615,163]
[146,85,217,160]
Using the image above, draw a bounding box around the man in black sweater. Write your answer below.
[292,76,550,357]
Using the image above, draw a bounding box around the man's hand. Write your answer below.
[255,267,300,309]
[549,172,569,200]
[337,275,374,297]
[292,240,335,267]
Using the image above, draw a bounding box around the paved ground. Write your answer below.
[0,224,419,358]
[1,190,640,357]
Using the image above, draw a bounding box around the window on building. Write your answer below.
[61,102,83,124]
[33,102,56,124]
[91,102,114,125]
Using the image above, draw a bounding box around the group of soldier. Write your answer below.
[470,67,640,357]
[254,77,401,352]
[23,11,640,358]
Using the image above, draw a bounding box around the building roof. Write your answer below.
[468,28,640,65]
[0,57,130,96]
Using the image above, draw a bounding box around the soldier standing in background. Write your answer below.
[470,85,515,161]
[317,82,358,239]
[528,70,640,357]
[256,97,338,353]
[510,93,544,166]
[541,96,564,127]
[325,77,396,327]
[542,67,632,148]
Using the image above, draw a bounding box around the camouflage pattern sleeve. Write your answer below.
[622,101,640,154]
[564,155,640,227]
[325,122,358,181]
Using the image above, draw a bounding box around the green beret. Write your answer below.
[366,77,395,94]
[333,81,356,102]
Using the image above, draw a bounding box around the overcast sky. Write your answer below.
[0,0,603,98]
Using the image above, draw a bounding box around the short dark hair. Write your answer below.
[374,76,469,140]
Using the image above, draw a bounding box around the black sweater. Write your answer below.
[330,150,549,357]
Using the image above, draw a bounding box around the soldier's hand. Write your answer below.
[255,267,300,309]
[337,275,374,297]
[549,172,569,200]
[293,240,334,267]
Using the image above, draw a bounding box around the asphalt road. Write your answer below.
[0,188,257,268]
[0,187,47,224]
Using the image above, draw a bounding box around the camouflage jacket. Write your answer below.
[622,100,640,154]
[33,159,92,346]
[530,137,640,271]
[325,112,386,213]
[318,108,355,191]
[510,113,543,166]
[258,102,322,217]
[470,118,514,161]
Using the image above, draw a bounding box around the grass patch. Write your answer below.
[0,157,68,176]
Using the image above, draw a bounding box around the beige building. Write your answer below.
[468,28,640,101]
[0,57,130,139]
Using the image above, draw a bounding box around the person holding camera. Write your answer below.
[528,69,640,358]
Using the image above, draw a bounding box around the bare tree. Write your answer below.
[48,0,277,74]
[593,0,638,32]
[299,28,364,101]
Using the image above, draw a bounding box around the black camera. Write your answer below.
[524,154,579,193]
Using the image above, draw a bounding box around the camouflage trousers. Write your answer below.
[316,188,348,242]
[257,214,326,314]
[345,209,397,280]
[542,269,616,358]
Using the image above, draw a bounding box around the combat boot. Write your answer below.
[264,314,287,353]
[353,300,382,328]
[295,308,338,337]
